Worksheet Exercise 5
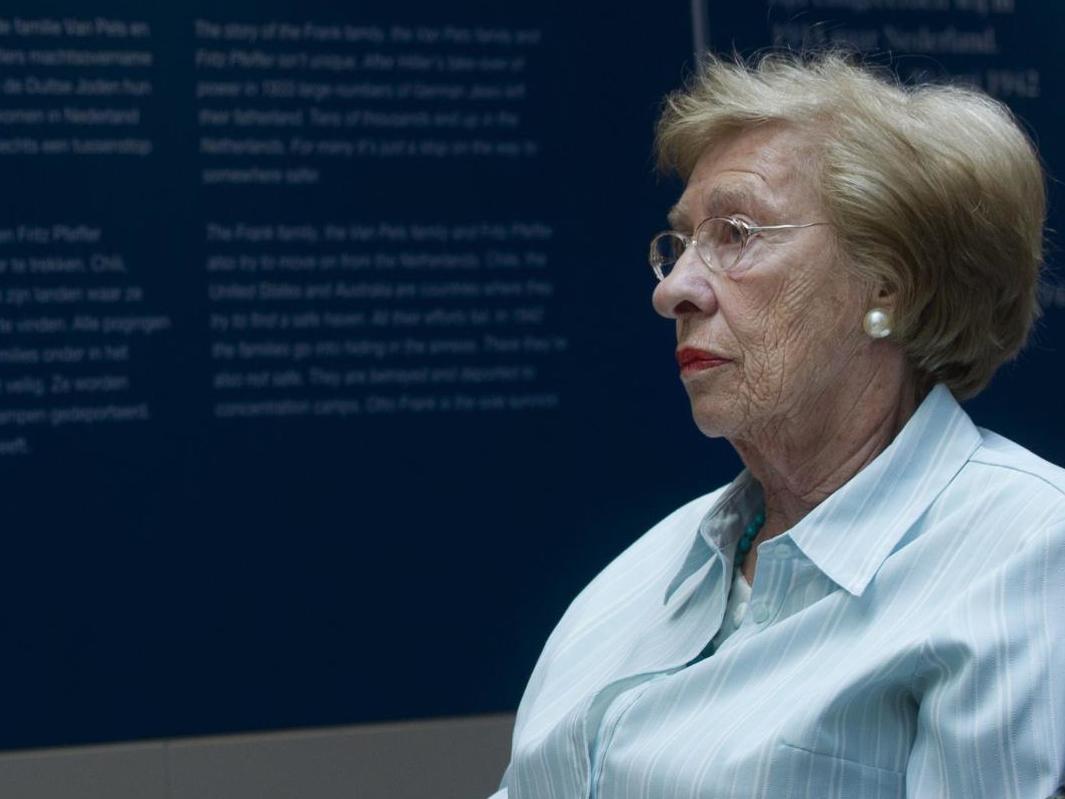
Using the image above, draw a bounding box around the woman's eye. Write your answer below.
[720,219,750,246]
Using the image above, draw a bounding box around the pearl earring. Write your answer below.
[863,308,892,339]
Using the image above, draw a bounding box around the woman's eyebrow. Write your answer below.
[668,184,765,230]
[704,184,760,214]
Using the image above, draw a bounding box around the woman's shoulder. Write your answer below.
[924,427,1065,567]
[969,427,1065,510]
[609,486,730,567]
[511,487,732,729]
[559,486,731,619]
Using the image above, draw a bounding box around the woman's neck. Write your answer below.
[732,366,921,575]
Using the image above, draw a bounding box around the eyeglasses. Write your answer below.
[648,216,829,280]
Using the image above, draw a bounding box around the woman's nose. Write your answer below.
[651,247,719,320]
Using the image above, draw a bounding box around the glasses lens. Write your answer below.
[695,218,746,273]
[649,232,686,280]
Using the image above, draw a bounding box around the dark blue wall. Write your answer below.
[0,0,1060,750]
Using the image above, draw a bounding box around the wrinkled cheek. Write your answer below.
[738,350,786,410]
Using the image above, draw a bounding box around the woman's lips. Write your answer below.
[676,347,732,374]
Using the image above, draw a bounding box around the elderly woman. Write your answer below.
[488,52,1065,798]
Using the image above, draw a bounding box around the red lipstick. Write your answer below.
[676,347,731,374]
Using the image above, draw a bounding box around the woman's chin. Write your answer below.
[690,406,735,440]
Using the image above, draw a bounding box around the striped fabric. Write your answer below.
[489,384,1065,798]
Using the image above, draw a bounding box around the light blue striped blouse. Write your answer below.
[490,385,1065,798]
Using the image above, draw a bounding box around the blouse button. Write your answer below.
[751,602,769,624]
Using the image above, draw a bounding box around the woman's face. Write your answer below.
[653,124,871,443]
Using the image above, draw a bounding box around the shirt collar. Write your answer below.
[787,384,981,595]
[667,384,981,603]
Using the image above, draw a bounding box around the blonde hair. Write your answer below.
[656,51,1046,399]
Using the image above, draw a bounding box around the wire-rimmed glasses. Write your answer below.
[649,216,829,280]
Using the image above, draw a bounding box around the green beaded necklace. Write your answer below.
[690,510,766,664]
[734,510,766,573]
